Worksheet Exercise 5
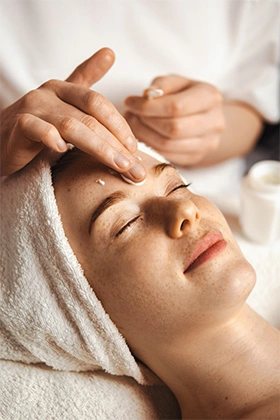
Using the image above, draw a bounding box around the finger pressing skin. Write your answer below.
[51,80,137,153]
[66,47,115,87]
[50,113,146,181]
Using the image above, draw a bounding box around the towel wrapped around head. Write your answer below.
[0,143,165,385]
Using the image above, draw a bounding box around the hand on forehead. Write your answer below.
[52,147,171,187]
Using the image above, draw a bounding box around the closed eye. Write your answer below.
[116,215,141,237]
[116,184,191,237]
[170,183,191,193]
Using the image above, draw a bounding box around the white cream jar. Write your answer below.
[240,160,280,244]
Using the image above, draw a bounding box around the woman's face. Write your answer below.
[54,150,255,356]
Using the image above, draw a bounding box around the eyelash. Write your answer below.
[116,215,141,237]
[116,183,191,237]
[170,183,191,193]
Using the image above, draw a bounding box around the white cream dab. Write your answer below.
[143,88,164,100]
[95,179,105,186]
[108,166,145,186]
[120,174,146,186]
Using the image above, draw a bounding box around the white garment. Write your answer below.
[0,0,279,122]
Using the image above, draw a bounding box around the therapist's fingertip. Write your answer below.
[56,138,68,152]
[126,162,146,181]
[113,153,131,170]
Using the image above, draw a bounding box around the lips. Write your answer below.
[184,230,227,273]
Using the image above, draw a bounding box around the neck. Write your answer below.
[145,305,280,419]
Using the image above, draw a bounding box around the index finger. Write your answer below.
[66,48,115,87]
[53,80,137,152]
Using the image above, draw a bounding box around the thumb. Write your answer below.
[66,47,115,87]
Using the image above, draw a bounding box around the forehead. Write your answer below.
[55,150,164,187]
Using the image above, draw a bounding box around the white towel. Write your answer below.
[0,143,165,385]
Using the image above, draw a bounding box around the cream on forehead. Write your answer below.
[108,166,146,186]
[120,174,146,186]
[95,179,105,186]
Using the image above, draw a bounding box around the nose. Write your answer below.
[165,198,201,239]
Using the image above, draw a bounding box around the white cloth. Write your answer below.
[1,144,279,419]
[0,144,163,385]
[0,0,279,122]
[0,142,182,419]
[0,360,180,420]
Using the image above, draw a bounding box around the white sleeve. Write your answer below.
[224,0,280,123]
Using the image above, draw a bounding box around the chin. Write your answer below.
[222,257,257,310]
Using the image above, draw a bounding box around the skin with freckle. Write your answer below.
[53,151,254,344]
[52,149,279,420]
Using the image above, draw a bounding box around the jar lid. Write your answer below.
[248,160,280,193]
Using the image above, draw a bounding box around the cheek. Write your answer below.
[186,244,256,322]
[85,239,185,337]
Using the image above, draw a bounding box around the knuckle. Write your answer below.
[86,90,104,109]
[60,117,77,135]
[86,91,119,120]
[92,138,115,158]
[167,99,183,117]
[41,125,58,144]
[81,114,98,131]
[107,112,128,133]
[20,89,41,109]
[17,113,31,130]
[40,78,59,90]
[165,120,182,138]
[112,114,128,131]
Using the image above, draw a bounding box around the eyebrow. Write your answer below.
[88,162,175,233]
[152,162,175,176]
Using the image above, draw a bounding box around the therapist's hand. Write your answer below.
[1,48,146,181]
[124,74,226,167]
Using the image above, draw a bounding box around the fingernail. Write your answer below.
[127,162,146,181]
[143,88,164,100]
[125,135,138,153]
[114,153,131,170]
[57,138,68,152]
